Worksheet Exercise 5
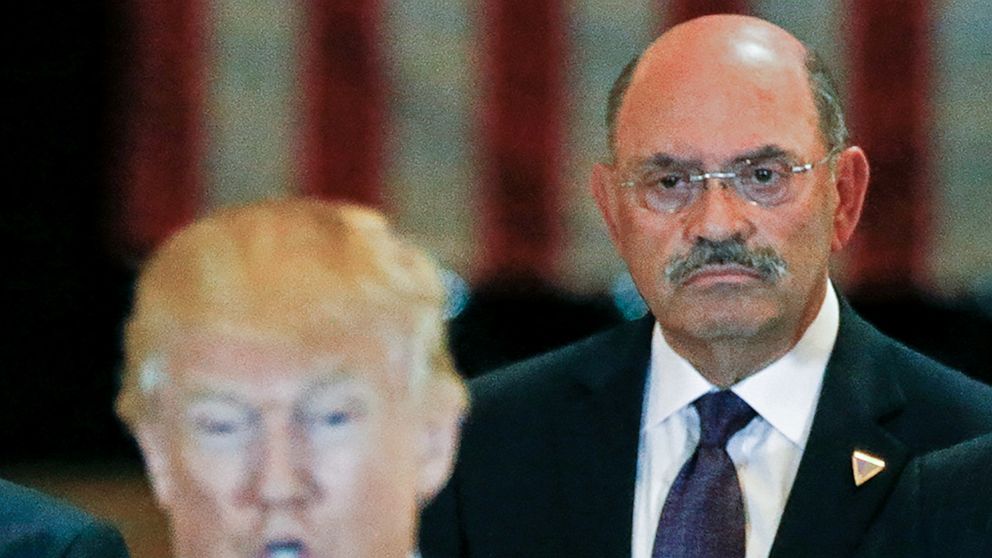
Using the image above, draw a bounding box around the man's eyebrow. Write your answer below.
[296,375,376,412]
[183,391,247,407]
[306,373,361,391]
[728,145,797,163]
[641,153,704,169]
[629,145,801,170]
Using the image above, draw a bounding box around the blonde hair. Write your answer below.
[117,198,465,426]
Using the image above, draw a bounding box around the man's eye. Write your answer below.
[308,406,365,433]
[317,410,352,427]
[657,174,684,189]
[196,418,247,436]
[750,166,779,184]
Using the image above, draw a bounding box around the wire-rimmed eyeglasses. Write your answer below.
[619,147,841,214]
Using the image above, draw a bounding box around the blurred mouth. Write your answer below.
[261,540,308,558]
[681,264,767,287]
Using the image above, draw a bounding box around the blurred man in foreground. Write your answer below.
[118,199,466,558]
[420,14,992,558]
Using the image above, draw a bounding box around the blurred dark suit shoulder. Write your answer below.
[0,479,129,558]
[858,433,992,557]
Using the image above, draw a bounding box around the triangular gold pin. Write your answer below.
[852,450,886,487]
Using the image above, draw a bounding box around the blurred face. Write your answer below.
[593,20,856,349]
[141,333,426,558]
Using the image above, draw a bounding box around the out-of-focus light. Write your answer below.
[611,271,648,320]
[440,267,470,321]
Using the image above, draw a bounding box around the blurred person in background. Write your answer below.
[117,199,466,558]
[0,478,129,557]
[420,14,992,558]
[859,431,992,556]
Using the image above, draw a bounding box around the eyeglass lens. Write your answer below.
[634,157,801,212]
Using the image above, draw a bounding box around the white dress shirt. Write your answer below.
[631,283,840,558]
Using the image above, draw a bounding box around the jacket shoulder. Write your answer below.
[844,308,992,444]
[885,331,992,428]
[0,479,129,557]
[467,316,653,411]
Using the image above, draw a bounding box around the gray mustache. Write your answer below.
[664,237,788,285]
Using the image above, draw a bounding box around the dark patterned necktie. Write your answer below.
[651,390,757,558]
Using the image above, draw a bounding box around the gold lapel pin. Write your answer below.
[852,450,886,487]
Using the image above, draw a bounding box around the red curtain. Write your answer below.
[299,0,386,209]
[846,0,932,290]
[476,0,566,283]
[113,0,205,259]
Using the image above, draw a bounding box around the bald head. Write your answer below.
[648,14,807,68]
[606,15,847,159]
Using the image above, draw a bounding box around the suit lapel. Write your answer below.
[552,316,654,557]
[770,304,911,557]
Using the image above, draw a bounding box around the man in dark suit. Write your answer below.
[857,433,992,557]
[420,14,992,558]
[0,478,129,557]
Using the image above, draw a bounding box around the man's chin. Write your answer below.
[689,318,770,341]
[662,297,780,340]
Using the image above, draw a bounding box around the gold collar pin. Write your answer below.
[852,450,886,487]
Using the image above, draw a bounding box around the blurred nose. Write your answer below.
[254,422,312,507]
[682,180,757,243]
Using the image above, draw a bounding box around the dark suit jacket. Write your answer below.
[0,479,129,558]
[857,432,992,557]
[420,303,992,557]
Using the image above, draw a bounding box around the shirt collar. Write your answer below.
[643,281,839,449]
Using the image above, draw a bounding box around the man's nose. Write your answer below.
[682,180,757,243]
[254,426,313,506]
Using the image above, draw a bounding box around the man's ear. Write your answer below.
[135,422,175,509]
[415,398,463,506]
[590,162,623,248]
[830,146,870,252]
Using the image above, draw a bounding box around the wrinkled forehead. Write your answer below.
[616,20,820,163]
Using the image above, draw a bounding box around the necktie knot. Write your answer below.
[693,390,756,449]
